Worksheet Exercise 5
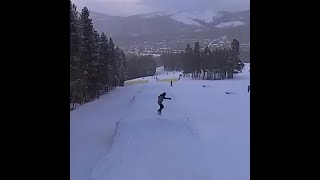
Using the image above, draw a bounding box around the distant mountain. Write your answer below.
[90,10,250,43]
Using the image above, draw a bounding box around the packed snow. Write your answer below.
[70,64,250,180]
[215,21,245,28]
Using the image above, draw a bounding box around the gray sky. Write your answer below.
[72,0,250,16]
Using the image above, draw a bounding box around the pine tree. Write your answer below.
[117,49,126,86]
[183,44,193,76]
[93,30,100,62]
[92,30,101,96]
[70,2,127,107]
[70,1,82,106]
[225,48,234,79]
[98,32,109,88]
[202,46,211,79]
[212,49,218,80]
[108,37,117,89]
[115,46,121,76]
[215,49,224,79]
[231,39,244,73]
[79,6,98,99]
[70,2,81,82]
[125,54,156,80]
[193,42,201,79]
[231,39,240,54]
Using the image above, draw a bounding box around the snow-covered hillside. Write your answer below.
[141,9,221,26]
[215,21,245,28]
[70,64,250,180]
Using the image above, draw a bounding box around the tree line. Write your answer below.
[126,54,157,80]
[70,1,156,109]
[70,0,244,110]
[160,40,244,80]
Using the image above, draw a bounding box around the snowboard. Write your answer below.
[157,110,161,115]
[225,91,236,94]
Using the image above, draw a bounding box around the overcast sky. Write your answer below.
[72,0,250,16]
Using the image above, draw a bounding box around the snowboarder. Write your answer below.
[157,92,171,115]
[170,80,173,86]
[248,85,250,93]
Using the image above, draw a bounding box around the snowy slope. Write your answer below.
[215,21,245,28]
[70,64,250,180]
[139,10,247,28]
[70,84,149,180]
[141,10,220,26]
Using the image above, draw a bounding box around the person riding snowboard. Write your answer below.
[157,92,171,115]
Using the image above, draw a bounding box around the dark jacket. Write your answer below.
[158,93,171,104]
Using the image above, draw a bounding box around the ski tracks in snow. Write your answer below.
[91,118,211,180]
[92,77,214,180]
